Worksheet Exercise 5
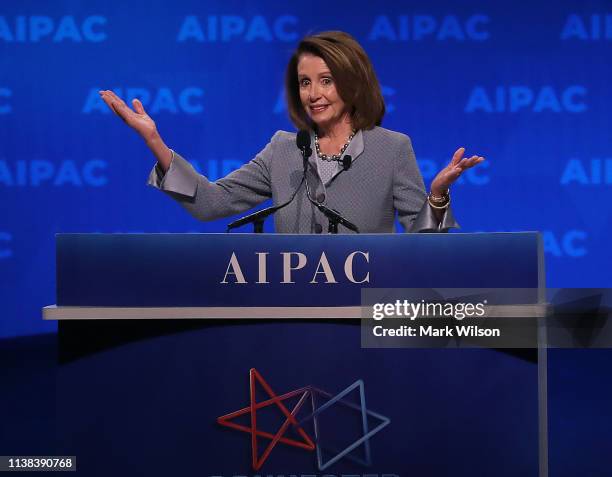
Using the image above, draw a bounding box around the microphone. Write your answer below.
[342,154,352,171]
[296,129,312,172]
[296,129,311,150]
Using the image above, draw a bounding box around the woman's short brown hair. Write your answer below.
[285,31,385,132]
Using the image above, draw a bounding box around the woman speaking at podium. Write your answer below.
[99,31,484,233]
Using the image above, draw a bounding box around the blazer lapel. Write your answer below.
[346,129,364,163]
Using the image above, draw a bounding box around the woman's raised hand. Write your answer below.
[430,147,485,195]
[99,90,158,142]
[98,90,172,171]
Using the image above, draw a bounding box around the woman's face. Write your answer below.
[297,53,347,131]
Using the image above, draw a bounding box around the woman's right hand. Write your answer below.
[99,90,172,171]
[99,90,158,142]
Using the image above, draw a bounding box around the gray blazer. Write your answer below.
[148,126,458,233]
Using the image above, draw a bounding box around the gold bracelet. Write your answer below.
[428,191,450,209]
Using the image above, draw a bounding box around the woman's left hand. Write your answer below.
[430,147,485,195]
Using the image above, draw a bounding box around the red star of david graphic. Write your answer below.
[217,368,315,470]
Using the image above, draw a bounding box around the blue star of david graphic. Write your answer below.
[298,380,390,470]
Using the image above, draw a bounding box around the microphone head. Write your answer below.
[342,155,352,171]
[296,129,311,150]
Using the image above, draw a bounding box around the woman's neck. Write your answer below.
[316,116,353,141]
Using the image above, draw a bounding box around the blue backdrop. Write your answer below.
[1,0,611,338]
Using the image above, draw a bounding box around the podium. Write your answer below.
[44,232,547,477]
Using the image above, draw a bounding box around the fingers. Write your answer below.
[99,91,125,120]
[99,90,151,123]
[450,147,486,170]
[101,89,125,106]
[99,91,119,112]
[450,147,466,166]
[437,150,485,189]
[457,155,485,170]
[99,90,132,122]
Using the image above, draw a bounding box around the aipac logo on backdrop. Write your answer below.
[368,14,490,41]
[0,16,107,42]
[561,158,612,185]
[561,14,612,40]
[543,230,588,258]
[465,85,587,113]
[83,87,204,115]
[217,369,390,471]
[177,15,298,42]
[0,159,107,187]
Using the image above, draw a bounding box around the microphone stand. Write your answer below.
[226,177,305,233]
[300,147,359,234]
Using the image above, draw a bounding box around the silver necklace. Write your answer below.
[314,130,356,162]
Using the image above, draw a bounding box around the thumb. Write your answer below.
[450,147,465,166]
[132,98,146,115]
